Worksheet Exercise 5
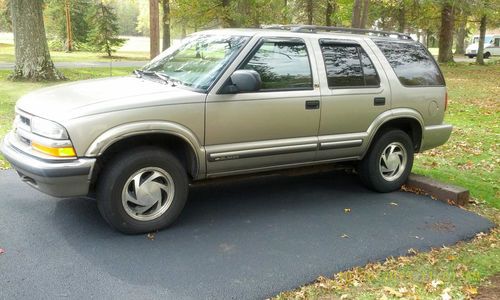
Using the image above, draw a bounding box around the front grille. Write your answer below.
[14,112,32,146]
[20,115,30,127]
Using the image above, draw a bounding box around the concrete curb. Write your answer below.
[405,173,470,206]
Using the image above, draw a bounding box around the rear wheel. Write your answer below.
[358,129,414,192]
[97,147,188,234]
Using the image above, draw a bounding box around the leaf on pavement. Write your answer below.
[341,234,350,239]
[146,232,156,240]
[0,248,5,255]
[389,202,398,206]
[344,208,351,213]
[407,248,418,255]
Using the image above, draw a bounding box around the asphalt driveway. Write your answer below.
[0,169,493,299]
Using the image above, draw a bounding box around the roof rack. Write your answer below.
[262,24,413,41]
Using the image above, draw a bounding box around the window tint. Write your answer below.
[374,40,445,86]
[494,38,500,47]
[241,40,313,90]
[320,43,380,88]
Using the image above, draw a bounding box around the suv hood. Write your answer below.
[16,76,201,122]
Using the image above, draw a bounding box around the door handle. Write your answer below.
[374,97,386,106]
[305,100,320,110]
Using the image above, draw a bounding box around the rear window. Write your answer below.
[374,40,444,86]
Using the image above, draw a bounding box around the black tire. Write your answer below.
[467,55,475,59]
[97,147,188,234]
[484,52,491,59]
[358,129,414,193]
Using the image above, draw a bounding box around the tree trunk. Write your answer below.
[476,14,487,65]
[397,7,405,32]
[351,0,362,28]
[455,11,467,55]
[161,0,170,51]
[325,1,332,26]
[149,0,160,59]
[10,0,64,81]
[306,0,313,25]
[282,0,288,24]
[360,0,370,29]
[64,0,73,52]
[438,2,454,63]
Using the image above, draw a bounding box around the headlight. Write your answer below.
[30,117,69,140]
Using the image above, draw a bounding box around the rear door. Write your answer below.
[313,38,391,160]
[205,37,321,176]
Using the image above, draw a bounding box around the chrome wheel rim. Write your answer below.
[121,167,175,221]
[379,142,407,182]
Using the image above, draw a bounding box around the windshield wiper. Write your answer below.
[134,69,171,84]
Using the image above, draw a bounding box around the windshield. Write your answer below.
[473,36,493,44]
[143,34,250,91]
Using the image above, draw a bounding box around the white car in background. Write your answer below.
[465,34,500,58]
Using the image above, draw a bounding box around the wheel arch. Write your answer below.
[85,122,206,189]
[364,109,424,157]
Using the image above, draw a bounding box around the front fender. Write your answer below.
[84,121,206,178]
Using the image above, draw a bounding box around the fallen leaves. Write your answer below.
[344,208,351,214]
[340,234,350,239]
[0,248,5,255]
[146,232,156,240]
[440,287,452,300]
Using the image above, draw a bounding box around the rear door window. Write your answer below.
[320,41,380,88]
[374,40,445,86]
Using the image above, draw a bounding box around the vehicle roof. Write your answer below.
[196,28,417,43]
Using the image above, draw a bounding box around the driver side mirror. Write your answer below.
[222,70,262,94]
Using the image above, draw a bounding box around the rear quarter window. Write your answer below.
[374,40,445,87]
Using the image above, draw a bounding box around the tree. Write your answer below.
[161,0,170,50]
[113,0,140,36]
[64,0,73,51]
[438,2,454,63]
[0,0,11,32]
[87,1,125,57]
[476,14,487,65]
[10,0,64,81]
[325,0,334,26]
[149,0,160,58]
[360,0,370,29]
[44,0,93,50]
[306,0,313,25]
[351,0,361,28]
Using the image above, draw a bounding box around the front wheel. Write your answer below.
[97,147,188,234]
[484,52,491,59]
[358,130,414,192]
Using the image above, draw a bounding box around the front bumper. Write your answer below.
[1,132,96,197]
[420,124,453,152]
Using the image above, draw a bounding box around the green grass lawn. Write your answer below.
[0,63,498,299]
[0,43,148,62]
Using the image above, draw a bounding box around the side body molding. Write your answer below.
[84,121,206,179]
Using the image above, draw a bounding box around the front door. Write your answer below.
[205,37,321,176]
